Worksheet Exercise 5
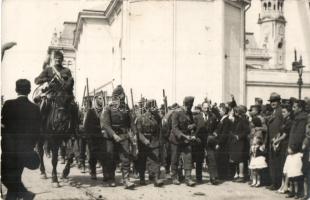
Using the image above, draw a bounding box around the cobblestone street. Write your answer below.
[1,155,290,200]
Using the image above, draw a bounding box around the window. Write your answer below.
[268,2,272,9]
[278,42,283,49]
[264,3,267,10]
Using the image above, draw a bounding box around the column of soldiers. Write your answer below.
[82,87,227,189]
[81,88,310,200]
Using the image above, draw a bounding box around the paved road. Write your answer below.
[1,155,290,200]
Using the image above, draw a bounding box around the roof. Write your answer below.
[82,0,111,12]
[73,0,122,49]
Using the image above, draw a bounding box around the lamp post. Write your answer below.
[292,49,305,100]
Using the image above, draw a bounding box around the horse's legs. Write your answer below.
[51,139,61,186]
[62,152,74,179]
[60,141,67,164]
[37,139,47,178]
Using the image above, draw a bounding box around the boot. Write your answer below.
[185,170,196,187]
[154,176,164,187]
[171,170,180,185]
[123,170,135,189]
[124,179,135,189]
[90,173,97,180]
[139,173,146,185]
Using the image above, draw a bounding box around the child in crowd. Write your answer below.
[248,135,267,187]
[283,144,304,199]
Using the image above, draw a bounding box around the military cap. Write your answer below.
[16,79,31,95]
[112,85,124,97]
[255,97,263,105]
[54,50,64,59]
[183,96,195,106]
[268,92,281,102]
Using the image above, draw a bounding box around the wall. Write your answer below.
[75,0,247,106]
[246,69,310,106]
[75,18,116,103]
[122,0,229,105]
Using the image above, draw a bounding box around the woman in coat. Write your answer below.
[229,105,250,182]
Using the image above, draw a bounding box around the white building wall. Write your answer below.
[75,19,115,103]
[246,69,310,106]
[75,0,246,106]
[122,0,232,105]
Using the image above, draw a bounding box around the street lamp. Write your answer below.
[292,49,305,100]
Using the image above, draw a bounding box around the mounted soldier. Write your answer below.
[34,50,78,187]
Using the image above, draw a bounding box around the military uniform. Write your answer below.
[100,85,135,189]
[136,102,164,186]
[170,97,196,186]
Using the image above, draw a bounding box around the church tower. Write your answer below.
[258,0,286,69]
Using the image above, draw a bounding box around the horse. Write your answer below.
[34,82,78,187]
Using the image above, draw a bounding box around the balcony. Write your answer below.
[245,48,270,59]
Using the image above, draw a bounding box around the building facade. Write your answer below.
[73,0,250,105]
[245,0,310,106]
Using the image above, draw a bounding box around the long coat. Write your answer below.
[288,111,308,148]
[1,96,41,167]
[267,106,283,147]
[228,116,250,163]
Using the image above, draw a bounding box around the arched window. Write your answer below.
[268,2,272,9]
[274,4,276,10]
[277,2,280,10]
[264,2,267,10]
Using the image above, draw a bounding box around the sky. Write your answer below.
[1,0,106,100]
[1,0,309,101]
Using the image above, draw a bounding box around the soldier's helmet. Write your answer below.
[183,96,195,107]
[112,85,125,99]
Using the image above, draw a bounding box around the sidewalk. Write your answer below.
[2,155,289,200]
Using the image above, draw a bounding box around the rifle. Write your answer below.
[163,89,168,114]
[86,78,91,110]
[160,89,168,167]
[129,88,139,159]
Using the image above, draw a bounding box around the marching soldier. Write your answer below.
[136,99,164,187]
[100,85,135,189]
[170,96,196,186]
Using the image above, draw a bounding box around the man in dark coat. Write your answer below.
[136,99,164,187]
[170,96,196,186]
[214,104,233,180]
[100,85,135,189]
[266,92,283,190]
[289,100,308,148]
[1,79,41,200]
[193,101,219,184]
[84,95,106,180]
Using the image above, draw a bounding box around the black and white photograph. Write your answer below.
[1,0,310,199]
